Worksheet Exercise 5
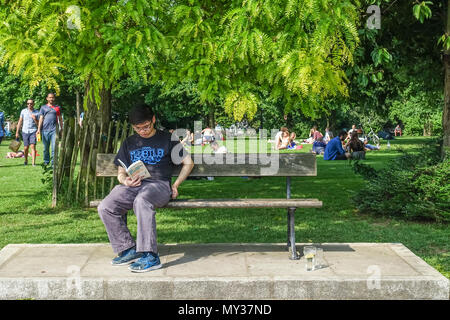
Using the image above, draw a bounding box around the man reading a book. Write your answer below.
[98,104,194,273]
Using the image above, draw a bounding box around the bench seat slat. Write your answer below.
[90,198,322,209]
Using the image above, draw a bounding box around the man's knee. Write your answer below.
[133,194,155,208]
[97,199,108,216]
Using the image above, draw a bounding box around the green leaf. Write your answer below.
[371,74,378,83]
[413,4,421,20]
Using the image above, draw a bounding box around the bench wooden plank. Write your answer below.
[95,153,317,177]
[90,198,322,208]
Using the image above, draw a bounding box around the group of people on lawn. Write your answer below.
[179,125,225,147]
[274,124,381,160]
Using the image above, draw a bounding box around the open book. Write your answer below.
[117,159,151,180]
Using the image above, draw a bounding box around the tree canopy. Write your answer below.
[0,0,360,121]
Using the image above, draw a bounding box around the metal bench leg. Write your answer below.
[287,209,291,250]
[288,207,299,260]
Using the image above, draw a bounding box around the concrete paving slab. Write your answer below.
[0,243,447,300]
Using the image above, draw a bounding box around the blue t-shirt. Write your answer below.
[39,104,61,132]
[114,130,188,182]
[0,111,4,137]
[323,137,345,160]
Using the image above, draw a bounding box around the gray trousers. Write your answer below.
[98,179,172,254]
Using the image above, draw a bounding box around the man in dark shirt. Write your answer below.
[36,93,63,165]
[98,104,194,273]
[323,131,351,160]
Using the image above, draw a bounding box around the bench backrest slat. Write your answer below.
[96,153,317,177]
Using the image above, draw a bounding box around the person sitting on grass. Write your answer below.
[324,127,333,143]
[312,125,323,141]
[364,139,380,151]
[304,128,315,144]
[277,130,291,150]
[287,132,301,150]
[180,129,193,147]
[312,137,326,155]
[394,124,402,136]
[202,127,215,144]
[346,131,366,160]
[277,131,302,150]
[274,127,288,149]
[210,141,228,154]
[323,131,351,160]
[6,150,25,158]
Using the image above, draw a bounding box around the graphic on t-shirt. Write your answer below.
[130,147,164,165]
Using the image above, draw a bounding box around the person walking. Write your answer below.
[15,99,40,166]
[36,93,63,166]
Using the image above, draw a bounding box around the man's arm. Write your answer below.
[36,116,43,135]
[171,154,194,199]
[117,166,141,187]
[31,114,39,126]
[15,116,23,139]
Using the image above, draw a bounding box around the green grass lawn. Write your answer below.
[0,135,448,279]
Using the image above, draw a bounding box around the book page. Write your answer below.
[127,160,151,180]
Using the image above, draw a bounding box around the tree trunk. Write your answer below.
[327,109,337,133]
[83,82,112,172]
[76,90,81,127]
[423,118,433,136]
[444,54,450,147]
[208,105,215,128]
[85,85,112,128]
[443,0,450,151]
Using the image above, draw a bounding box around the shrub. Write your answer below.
[351,142,449,223]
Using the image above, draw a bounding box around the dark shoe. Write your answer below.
[111,247,142,266]
[129,252,162,273]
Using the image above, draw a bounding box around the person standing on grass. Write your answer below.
[97,104,194,273]
[36,93,63,166]
[323,131,351,160]
[15,99,40,166]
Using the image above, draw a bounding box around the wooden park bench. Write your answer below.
[89,153,322,260]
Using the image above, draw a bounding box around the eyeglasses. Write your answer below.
[133,122,153,132]
[27,102,34,105]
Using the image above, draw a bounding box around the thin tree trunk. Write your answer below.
[76,90,81,127]
[443,0,450,151]
[84,82,112,172]
[208,104,215,128]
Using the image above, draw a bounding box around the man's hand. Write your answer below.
[123,176,142,187]
[171,184,179,199]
